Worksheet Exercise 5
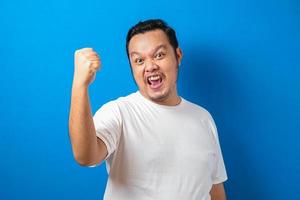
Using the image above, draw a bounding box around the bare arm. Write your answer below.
[69,85,107,166]
[210,183,227,200]
[68,48,107,166]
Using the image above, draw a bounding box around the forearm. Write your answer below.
[68,84,100,165]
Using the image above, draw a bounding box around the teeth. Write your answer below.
[148,75,160,81]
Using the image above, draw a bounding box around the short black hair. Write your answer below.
[126,19,179,58]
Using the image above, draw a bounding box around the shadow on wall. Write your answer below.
[179,44,267,199]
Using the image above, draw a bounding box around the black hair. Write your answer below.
[126,19,179,58]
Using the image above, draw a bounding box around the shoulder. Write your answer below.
[182,98,214,121]
[111,91,140,108]
[95,91,139,112]
[183,98,220,140]
[93,92,138,124]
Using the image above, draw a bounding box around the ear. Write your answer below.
[176,47,183,65]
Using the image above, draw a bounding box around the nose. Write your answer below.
[145,60,159,72]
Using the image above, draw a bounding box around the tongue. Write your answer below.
[150,79,161,88]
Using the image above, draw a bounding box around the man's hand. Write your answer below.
[73,47,101,88]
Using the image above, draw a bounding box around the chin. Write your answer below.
[148,89,170,102]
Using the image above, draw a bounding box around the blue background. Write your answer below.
[0,0,299,199]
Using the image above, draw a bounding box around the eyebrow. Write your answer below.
[130,44,167,57]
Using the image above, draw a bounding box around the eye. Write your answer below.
[135,58,144,65]
[155,52,165,59]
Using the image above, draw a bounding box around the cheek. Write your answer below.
[169,69,178,83]
[162,61,178,80]
[132,68,145,84]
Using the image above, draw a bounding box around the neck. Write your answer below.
[139,89,181,106]
[158,94,181,106]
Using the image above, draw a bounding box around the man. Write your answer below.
[69,19,227,200]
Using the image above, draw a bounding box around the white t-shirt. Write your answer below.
[93,91,227,200]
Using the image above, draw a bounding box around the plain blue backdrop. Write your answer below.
[0,0,299,199]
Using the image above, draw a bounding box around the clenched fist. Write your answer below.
[73,48,101,88]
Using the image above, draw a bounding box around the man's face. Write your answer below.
[128,29,182,105]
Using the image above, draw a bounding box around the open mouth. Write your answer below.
[146,74,163,89]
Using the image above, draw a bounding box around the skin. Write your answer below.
[69,48,108,166]
[69,30,226,199]
[128,29,182,106]
[210,183,227,200]
[128,30,227,199]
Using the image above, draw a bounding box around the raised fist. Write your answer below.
[73,47,101,88]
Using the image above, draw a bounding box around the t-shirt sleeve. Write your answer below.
[207,113,228,184]
[93,100,122,161]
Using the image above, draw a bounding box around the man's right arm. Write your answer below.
[68,48,107,166]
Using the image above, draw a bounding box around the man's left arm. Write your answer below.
[210,183,226,200]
